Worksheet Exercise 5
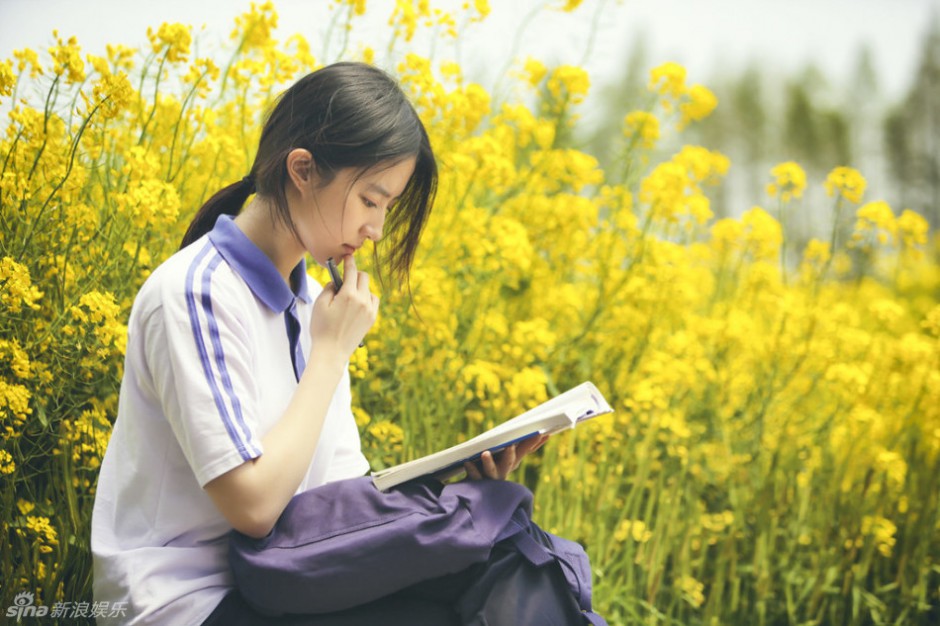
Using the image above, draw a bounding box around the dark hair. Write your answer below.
[180,62,437,286]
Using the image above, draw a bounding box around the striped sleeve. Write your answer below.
[149,241,264,487]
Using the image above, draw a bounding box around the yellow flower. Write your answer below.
[648,61,686,99]
[0,60,15,99]
[389,0,431,42]
[825,166,866,204]
[25,515,59,553]
[897,209,929,249]
[0,339,31,379]
[852,200,897,247]
[710,218,745,256]
[802,238,831,266]
[462,360,502,401]
[742,206,783,261]
[49,31,86,83]
[472,0,491,20]
[147,23,192,63]
[14,48,43,78]
[0,257,43,313]
[523,58,547,88]
[558,0,584,10]
[0,449,14,474]
[367,421,404,451]
[352,406,371,429]
[106,43,135,71]
[546,65,590,104]
[231,2,278,51]
[676,574,705,608]
[341,0,367,16]
[614,519,652,543]
[679,84,717,127]
[623,111,660,149]
[89,71,134,120]
[766,161,807,202]
[674,145,729,185]
[861,515,897,557]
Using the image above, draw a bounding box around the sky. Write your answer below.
[1,0,938,104]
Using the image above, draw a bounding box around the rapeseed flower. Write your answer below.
[825,166,866,204]
[0,449,14,474]
[648,61,686,99]
[24,515,59,553]
[523,58,547,88]
[852,200,897,247]
[623,111,660,150]
[679,84,717,127]
[49,31,85,83]
[861,516,897,557]
[767,161,807,202]
[0,60,14,99]
[147,23,192,63]
[897,209,929,249]
[547,65,590,104]
[0,257,43,313]
[231,2,277,51]
[614,519,652,543]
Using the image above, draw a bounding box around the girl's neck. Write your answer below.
[233,198,304,284]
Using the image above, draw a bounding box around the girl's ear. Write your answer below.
[286,148,315,195]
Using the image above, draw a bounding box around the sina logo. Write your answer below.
[6,591,49,618]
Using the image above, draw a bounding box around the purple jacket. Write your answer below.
[228,477,605,625]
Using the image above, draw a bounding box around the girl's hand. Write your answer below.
[464,433,550,481]
[310,254,378,358]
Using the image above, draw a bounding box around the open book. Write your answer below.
[371,381,613,491]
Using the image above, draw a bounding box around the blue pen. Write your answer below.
[327,257,365,348]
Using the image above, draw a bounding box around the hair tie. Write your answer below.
[241,175,256,193]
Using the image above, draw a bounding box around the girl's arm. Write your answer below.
[203,346,347,539]
[205,255,377,539]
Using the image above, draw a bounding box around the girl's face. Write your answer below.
[293,156,417,268]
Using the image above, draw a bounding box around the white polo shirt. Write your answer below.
[91,215,370,626]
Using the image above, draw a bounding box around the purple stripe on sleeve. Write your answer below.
[201,254,261,458]
[185,243,257,462]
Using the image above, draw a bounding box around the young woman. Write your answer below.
[91,62,550,625]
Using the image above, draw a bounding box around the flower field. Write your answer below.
[1,2,939,624]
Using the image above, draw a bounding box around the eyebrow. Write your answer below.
[365,183,398,201]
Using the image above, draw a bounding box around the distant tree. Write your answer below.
[583,33,650,176]
[782,79,822,168]
[885,15,940,227]
[730,64,769,202]
[848,44,881,174]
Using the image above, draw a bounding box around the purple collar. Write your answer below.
[208,215,312,312]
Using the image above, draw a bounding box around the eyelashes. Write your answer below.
[361,195,396,213]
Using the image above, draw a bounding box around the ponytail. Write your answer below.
[179,176,256,249]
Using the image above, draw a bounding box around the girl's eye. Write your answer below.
[362,196,378,209]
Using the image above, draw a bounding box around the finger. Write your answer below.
[464,461,482,481]
[498,445,517,477]
[481,451,499,479]
[342,254,357,284]
[530,434,550,452]
[357,269,370,292]
[516,435,543,457]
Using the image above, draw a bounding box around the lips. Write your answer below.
[343,244,359,255]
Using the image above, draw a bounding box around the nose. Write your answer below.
[363,210,386,243]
